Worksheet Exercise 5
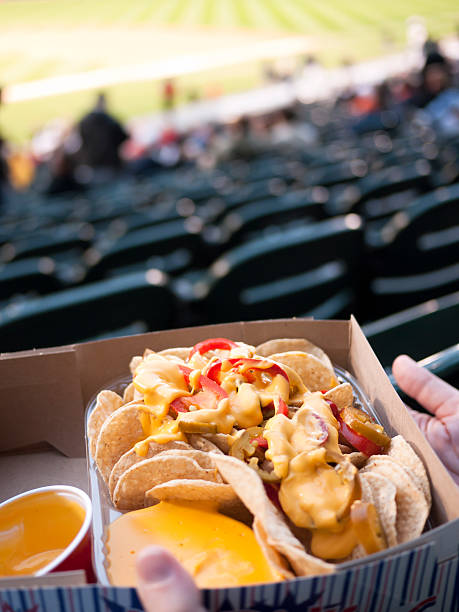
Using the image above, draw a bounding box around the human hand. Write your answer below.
[392,354,459,485]
[136,546,206,612]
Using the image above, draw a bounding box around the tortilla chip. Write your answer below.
[188,434,224,454]
[388,435,431,506]
[146,478,234,504]
[147,478,250,522]
[273,362,308,403]
[359,472,397,548]
[255,338,334,372]
[253,518,294,580]
[324,383,353,410]
[88,390,124,459]
[113,454,221,511]
[123,382,135,403]
[129,355,142,376]
[213,454,335,576]
[269,351,337,392]
[108,440,192,498]
[350,545,366,560]
[158,347,190,362]
[94,402,148,483]
[362,455,429,544]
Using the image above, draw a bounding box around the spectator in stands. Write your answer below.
[135,358,459,612]
[75,103,128,174]
[409,51,453,109]
[44,95,128,192]
[162,79,176,111]
[0,134,10,206]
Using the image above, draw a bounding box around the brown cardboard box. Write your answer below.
[1,317,458,612]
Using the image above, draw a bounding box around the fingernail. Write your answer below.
[137,547,175,584]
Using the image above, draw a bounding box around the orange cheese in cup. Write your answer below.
[0,491,85,576]
[106,501,280,588]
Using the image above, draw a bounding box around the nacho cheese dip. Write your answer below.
[0,490,85,576]
[106,501,279,588]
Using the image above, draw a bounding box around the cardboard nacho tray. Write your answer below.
[0,317,458,612]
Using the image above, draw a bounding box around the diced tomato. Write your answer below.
[189,338,238,358]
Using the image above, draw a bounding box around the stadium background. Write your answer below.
[0,0,458,386]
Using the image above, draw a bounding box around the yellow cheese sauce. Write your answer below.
[134,355,190,418]
[0,491,85,577]
[106,501,280,588]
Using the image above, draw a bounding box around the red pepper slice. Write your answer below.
[170,390,219,416]
[170,365,228,416]
[178,365,192,385]
[189,337,239,358]
[253,436,269,449]
[178,365,228,399]
[274,396,289,417]
[339,420,384,456]
[324,398,383,456]
[207,357,289,385]
[325,399,340,420]
[263,482,282,511]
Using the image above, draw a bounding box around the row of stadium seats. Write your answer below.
[1,95,458,372]
[1,180,458,328]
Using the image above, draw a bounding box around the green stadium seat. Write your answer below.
[174,214,364,324]
[363,292,459,367]
[0,271,176,352]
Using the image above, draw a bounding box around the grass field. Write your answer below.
[1,0,458,143]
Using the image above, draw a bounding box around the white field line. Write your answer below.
[3,36,310,104]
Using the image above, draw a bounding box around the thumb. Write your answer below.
[136,546,205,612]
[392,354,459,419]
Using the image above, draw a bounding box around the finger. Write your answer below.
[408,408,459,485]
[392,355,459,418]
[407,406,431,433]
[136,546,205,612]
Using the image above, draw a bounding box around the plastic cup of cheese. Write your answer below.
[0,485,94,581]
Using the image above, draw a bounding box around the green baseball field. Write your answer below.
[1,0,458,143]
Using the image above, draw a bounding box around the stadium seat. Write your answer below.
[326,161,432,217]
[0,270,176,352]
[0,227,92,263]
[303,158,368,188]
[85,218,202,281]
[0,257,61,299]
[220,177,289,215]
[363,291,459,367]
[174,214,364,324]
[365,183,459,316]
[202,188,326,254]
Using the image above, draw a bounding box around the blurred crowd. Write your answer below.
[0,43,458,203]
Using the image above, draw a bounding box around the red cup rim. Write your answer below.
[0,485,92,576]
